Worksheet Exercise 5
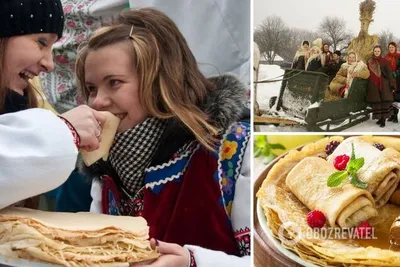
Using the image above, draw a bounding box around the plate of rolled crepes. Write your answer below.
[256,136,400,266]
[0,208,159,266]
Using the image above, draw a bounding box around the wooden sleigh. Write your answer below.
[254,68,371,132]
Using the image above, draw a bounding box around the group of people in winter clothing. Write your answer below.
[291,38,333,72]
[292,39,400,128]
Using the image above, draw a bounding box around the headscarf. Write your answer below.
[368,46,386,90]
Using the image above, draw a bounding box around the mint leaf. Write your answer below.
[347,157,365,174]
[327,171,348,187]
[254,136,267,148]
[349,174,368,189]
[351,143,356,161]
[327,145,366,189]
[262,146,271,158]
[254,147,262,158]
[269,143,286,150]
[253,136,282,165]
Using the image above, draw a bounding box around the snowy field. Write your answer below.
[255,64,400,132]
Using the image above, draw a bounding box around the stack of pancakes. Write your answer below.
[0,208,159,266]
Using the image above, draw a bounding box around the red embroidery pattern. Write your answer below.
[58,116,80,148]
[234,227,251,256]
[119,188,145,217]
[188,249,197,267]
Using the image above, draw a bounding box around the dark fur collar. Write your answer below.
[78,73,248,179]
[203,73,248,129]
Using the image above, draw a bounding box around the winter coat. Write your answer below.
[366,57,394,104]
[321,51,333,67]
[306,57,323,72]
[384,52,400,102]
[305,45,323,72]
[326,59,346,82]
[326,61,370,100]
[79,74,251,267]
[292,49,308,70]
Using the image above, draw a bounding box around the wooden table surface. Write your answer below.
[253,157,303,267]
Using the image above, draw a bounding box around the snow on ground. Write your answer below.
[257,119,400,132]
[255,64,400,132]
[256,64,283,110]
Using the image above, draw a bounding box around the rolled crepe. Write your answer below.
[0,207,159,266]
[286,157,377,228]
[327,137,400,208]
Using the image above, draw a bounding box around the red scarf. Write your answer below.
[368,56,387,90]
[384,52,400,88]
[384,52,400,70]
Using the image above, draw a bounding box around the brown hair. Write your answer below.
[76,8,219,150]
[373,45,382,52]
[0,38,38,113]
[388,42,397,49]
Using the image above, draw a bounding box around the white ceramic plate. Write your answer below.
[256,199,316,267]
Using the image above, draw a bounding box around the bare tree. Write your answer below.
[280,28,319,61]
[318,16,352,51]
[254,15,289,64]
[378,30,397,55]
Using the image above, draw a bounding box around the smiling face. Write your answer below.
[85,42,148,133]
[2,33,57,94]
[348,53,356,63]
[389,44,396,54]
[374,47,381,57]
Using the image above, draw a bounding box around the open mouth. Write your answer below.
[115,113,127,120]
[19,70,36,80]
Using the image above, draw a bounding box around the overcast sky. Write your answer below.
[254,0,400,38]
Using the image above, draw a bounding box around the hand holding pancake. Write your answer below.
[80,111,120,166]
[131,239,190,267]
[61,105,106,151]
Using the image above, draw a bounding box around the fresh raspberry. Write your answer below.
[333,154,350,170]
[306,210,326,228]
[355,221,372,239]
[373,143,385,151]
[325,141,340,155]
